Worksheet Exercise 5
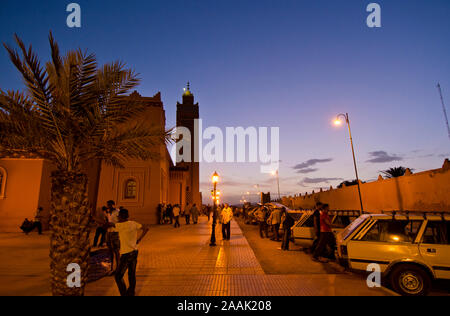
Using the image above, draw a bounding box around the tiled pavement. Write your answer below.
[85,217,388,296]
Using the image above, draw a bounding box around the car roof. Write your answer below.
[364,213,450,221]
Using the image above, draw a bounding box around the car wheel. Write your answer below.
[390,264,431,296]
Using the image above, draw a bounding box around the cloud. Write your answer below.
[296,168,318,174]
[299,177,343,186]
[366,151,403,163]
[293,158,333,170]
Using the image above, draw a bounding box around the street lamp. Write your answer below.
[210,171,219,247]
[334,113,364,214]
[271,170,281,201]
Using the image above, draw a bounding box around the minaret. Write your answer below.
[176,82,200,206]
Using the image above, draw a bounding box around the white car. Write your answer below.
[336,212,450,296]
[293,210,359,248]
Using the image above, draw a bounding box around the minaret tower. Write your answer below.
[176,82,200,206]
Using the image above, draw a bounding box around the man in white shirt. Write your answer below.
[173,204,181,228]
[221,204,233,241]
[113,209,148,296]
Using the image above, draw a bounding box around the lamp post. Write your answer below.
[271,170,281,201]
[334,113,364,215]
[210,171,219,247]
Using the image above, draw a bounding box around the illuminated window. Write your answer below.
[124,179,137,199]
[0,166,6,199]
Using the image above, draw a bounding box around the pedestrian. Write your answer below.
[281,209,295,250]
[312,204,336,263]
[255,207,269,238]
[106,200,121,275]
[221,204,233,240]
[173,204,181,228]
[270,207,282,242]
[184,203,191,225]
[191,204,199,224]
[93,206,108,248]
[310,202,322,253]
[207,205,212,222]
[165,204,172,224]
[157,203,164,225]
[32,206,43,235]
[112,209,149,296]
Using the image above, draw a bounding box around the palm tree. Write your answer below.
[0,33,171,296]
[381,167,409,178]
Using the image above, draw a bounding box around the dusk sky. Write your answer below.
[1,0,450,204]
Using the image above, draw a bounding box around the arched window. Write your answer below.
[0,166,6,199]
[124,179,137,199]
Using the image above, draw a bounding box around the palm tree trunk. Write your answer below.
[49,170,91,296]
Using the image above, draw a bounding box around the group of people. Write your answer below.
[157,203,201,227]
[251,205,295,250]
[92,200,148,296]
[157,202,234,240]
[241,202,336,261]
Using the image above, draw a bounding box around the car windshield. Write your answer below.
[341,216,368,240]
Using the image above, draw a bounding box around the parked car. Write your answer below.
[292,210,359,248]
[336,212,450,296]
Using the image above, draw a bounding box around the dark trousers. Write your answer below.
[222,222,231,240]
[185,215,190,224]
[313,232,336,259]
[93,227,106,247]
[310,231,321,253]
[174,216,180,228]
[33,222,42,234]
[107,232,121,272]
[115,250,138,296]
[272,223,281,241]
[281,228,291,250]
[259,222,269,238]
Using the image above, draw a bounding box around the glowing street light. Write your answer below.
[333,113,364,214]
[210,171,220,247]
[271,169,281,200]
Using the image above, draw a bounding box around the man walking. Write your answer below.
[191,204,199,224]
[270,207,282,242]
[312,204,336,263]
[221,204,233,240]
[281,209,295,251]
[106,200,120,274]
[255,207,269,238]
[93,206,108,248]
[173,204,181,228]
[113,209,148,296]
[311,202,322,253]
[184,203,191,225]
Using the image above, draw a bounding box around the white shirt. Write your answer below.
[115,221,143,255]
[221,207,233,224]
[107,209,120,232]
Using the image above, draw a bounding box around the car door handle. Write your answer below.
[427,248,436,254]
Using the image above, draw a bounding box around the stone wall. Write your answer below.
[282,159,450,213]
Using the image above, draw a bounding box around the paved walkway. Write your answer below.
[85,217,387,296]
